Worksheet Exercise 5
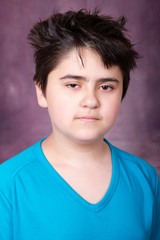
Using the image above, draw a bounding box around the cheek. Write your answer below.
[103,98,121,118]
[47,94,73,121]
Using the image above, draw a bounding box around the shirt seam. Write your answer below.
[0,190,12,209]
[10,159,37,195]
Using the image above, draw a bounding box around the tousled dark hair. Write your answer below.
[28,9,140,99]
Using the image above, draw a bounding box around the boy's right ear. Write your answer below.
[35,83,48,108]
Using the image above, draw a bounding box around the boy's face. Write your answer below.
[36,48,123,144]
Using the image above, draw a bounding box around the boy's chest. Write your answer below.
[50,160,112,204]
[13,171,150,240]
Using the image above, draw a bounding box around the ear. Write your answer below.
[35,83,48,108]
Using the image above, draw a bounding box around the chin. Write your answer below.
[70,132,106,144]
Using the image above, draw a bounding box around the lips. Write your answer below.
[76,116,100,122]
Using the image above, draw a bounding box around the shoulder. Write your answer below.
[0,142,38,176]
[0,139,44,197]
[106,139,159,194]
[116,145,157,177]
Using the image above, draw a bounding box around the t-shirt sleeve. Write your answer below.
[150,171,160,240]
[0,191,13,240]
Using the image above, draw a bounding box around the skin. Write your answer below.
[35,48,123,203]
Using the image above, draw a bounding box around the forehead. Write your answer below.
[60,48,105,68]
[51,48,123,80]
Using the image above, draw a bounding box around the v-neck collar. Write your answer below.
[35,138,120,213]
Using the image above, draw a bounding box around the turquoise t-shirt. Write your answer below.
[0,138,160,240]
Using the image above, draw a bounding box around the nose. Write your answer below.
[80,89,100,109]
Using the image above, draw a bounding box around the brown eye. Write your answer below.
[67,84,79,88]
[66,83,80,89]
[100,85,113,91]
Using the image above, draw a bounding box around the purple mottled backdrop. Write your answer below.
[0,0,160,177]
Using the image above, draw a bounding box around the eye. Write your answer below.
[66,83,80,89]
[100,85,113,91]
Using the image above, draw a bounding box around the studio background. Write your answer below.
[0,0,160,177]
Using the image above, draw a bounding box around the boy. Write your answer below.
[0,9,159,240]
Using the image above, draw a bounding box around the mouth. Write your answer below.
[76,116,100,122]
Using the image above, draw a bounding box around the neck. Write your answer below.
[42,132,110,169]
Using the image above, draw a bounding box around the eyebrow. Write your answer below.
[59,74,119,84]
